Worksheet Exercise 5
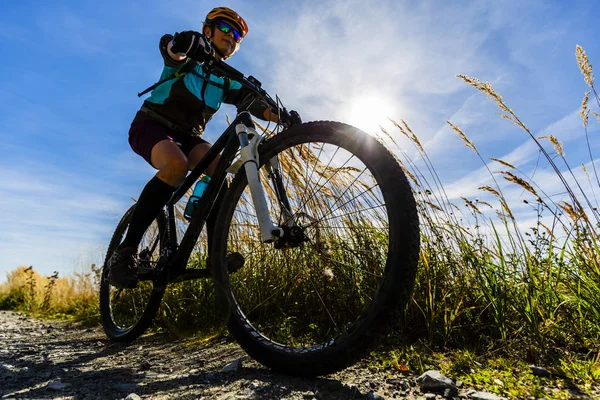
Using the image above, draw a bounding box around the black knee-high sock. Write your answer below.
[121,176,176,249]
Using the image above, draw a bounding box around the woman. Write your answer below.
[108,7,288,288]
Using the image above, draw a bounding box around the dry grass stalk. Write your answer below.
[457,75,517,124]
[458,71,595,233]
[403,120,425,153]
[478,185,514,219]
[499,198,515,221]
[539,222,555,240]
[581,91,590,128]
[539,135,565,157]
[390,119,405,133]
[476,200,493,209]
[379,124,400,148]
[498,170,539,197]
[447,121,477,154]
[582,163,590,181]
[424,201,443,212]
[593,111,600,124]
[576,45,594,87]
[391,119,424,153]
[402,119,415,136]
[558,201,582,221]
[490,157,516,169]
[401,165,420,187]
[479,185,501,198]
[462,197,482,215]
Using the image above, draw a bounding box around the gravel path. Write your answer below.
[0,310,593,399]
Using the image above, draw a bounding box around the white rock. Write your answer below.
[417,370,456,391]
[470,391,507,400]
[529,365,550,377]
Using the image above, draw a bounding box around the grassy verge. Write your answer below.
[0,265,101,326]
[372,342,599,399]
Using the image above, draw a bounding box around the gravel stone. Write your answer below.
[417,370,456,392]
[223,358,242,373]
[47,381,70,390]
[470,391,507,400]
[530,365,551,377]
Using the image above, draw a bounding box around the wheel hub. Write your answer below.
[274,225,308,249]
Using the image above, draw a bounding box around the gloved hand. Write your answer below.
[171,31,213,61]
[280,108,302,128]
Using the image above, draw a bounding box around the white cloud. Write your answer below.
[248,1,509,112]
[0,160,129,281]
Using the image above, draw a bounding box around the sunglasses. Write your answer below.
[216,20,242,43]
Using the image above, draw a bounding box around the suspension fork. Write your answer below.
[236,112,295,243]
[266,155,295,225]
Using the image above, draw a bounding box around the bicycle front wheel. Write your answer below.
[212,121,420,376]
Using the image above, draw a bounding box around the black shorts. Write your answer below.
[128,118,209,168]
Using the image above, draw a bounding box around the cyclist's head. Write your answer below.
[203,7,248,60]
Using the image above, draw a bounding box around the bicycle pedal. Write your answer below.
[225,252,245,274]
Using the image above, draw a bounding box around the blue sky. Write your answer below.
[1,0,599,281]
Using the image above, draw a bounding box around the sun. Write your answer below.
[346,95,395,134]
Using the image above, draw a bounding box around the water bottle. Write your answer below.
[184,175,211,221]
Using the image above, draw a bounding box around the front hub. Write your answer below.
[273,225,308,249]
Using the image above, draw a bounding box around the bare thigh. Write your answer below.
[151,140,189,187]
[187,143,220,177]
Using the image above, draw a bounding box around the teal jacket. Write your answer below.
[133,34,267,135]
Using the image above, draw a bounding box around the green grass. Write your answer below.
[371,343,598,399]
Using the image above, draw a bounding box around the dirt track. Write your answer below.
[1,310,596,400]
[0,310,427,399]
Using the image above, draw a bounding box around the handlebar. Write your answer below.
[192,53,301,128]
[201,55,280,112]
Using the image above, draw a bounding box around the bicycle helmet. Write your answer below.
[204,7,248,39]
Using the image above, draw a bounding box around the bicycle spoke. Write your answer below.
[308,276,341,334]
[299,143,326,209]
[298,146,348,213]
[246,264,301,315]
[112,288,123,303]
[307,239,382,281]
[307,190,384,228]
[323,166,368,213]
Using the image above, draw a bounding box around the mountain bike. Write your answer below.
[99,54,420,377]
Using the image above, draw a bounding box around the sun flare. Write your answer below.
[346,95,395,134]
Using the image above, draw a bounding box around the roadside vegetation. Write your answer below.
[2,45,599,399]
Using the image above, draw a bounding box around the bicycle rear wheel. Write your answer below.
[212,121,420,376]
[99,205,167,342]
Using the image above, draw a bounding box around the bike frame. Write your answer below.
[158,109,288,283]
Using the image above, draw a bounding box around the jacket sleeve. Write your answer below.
[224,86,271,120]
